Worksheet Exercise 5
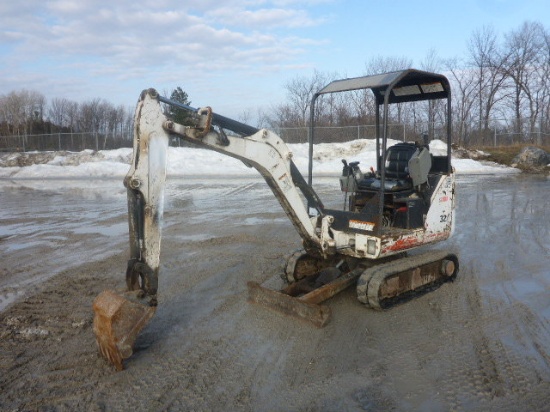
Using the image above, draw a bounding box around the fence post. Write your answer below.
[58,132,61,151]
[494,128,496,147]
[95,132,98,151]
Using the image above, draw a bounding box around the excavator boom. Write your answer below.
[93,89,332,368]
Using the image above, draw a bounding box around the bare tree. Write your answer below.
[238,108,252,126]
[0,92,24,135]
[284,70,334,127]
[444,58,477,145]
[418,50,445,140]
[0,90,44,135]
[501,21,546,137]
[365,55,414,132]
[539,30,550,142]
[468,26,510,137]
[255,108,271,130]
[0,94,8,135]
[365,55,412,74]
[48,98,72,132]
[114,105,127,139]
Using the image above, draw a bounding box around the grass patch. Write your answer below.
[475,144,550,167]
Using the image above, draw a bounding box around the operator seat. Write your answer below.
[358,142,417,192]
[385,143,417,179]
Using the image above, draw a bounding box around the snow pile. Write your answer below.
[0,139,519,179]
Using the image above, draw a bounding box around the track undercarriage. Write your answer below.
[248,250,459,326]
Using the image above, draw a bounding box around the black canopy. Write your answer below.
[315,69,450,104]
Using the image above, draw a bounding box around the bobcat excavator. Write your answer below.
[93,69,459,370]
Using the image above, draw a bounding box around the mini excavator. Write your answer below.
[93,69,459,370]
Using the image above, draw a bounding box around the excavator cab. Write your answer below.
[309,69,453,233]
[345,141,431,229]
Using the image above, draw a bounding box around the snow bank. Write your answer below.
[0,139,519,179]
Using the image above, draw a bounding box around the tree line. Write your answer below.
[1,20,549,150]
[265,21,550,147]
[0,90,134,151]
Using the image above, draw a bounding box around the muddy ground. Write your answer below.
[1,174,549,411]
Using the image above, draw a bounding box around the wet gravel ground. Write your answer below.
[0,174,549,411]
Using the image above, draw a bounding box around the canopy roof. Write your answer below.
[316,69,450,104]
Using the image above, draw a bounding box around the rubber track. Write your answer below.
[356,250,458,310]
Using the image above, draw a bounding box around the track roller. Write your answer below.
[282,249,345,283]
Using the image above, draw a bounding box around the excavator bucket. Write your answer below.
[92,290,156,371]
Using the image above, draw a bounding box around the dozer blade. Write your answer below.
[247,267,363,327]
[92,290,156,371]
[248,281,331,327]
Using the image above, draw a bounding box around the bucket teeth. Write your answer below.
[92,290,156,371]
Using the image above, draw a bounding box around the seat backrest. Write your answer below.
[384,143,417,179]
[409,146,432,187]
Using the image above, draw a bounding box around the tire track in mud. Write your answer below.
[437,176,550,410]
[2,175,550,411]
[433,262,550,411]
[0,237,122,312]
[79,220,299,411]
[86,238,295,411]
[220,181,258,196]
[149,206,550,412]
[265,253,549,411]
[110,335,255,411]
[0,257,120,411]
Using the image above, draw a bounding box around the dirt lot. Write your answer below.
[1,175,549,411]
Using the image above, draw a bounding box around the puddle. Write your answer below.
[242,216,287,225]
[72,222,127,237]
[175,233,214,242]
[6,239,59,252]
[0,290,25,312]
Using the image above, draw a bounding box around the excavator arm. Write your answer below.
[93,89,333,369]
[124,89,331,305]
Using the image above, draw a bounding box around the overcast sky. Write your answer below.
[1,0,548,120]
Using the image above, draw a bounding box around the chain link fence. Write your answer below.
[0,132,132,152]
[1,127,406,151]
[277,124,406,144]
[461,129,550,148]
[1,122,548,152]
[278,124,550,147]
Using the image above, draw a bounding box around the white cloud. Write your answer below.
[205,7,324,29]
[47,0,90,14]
[2,1,327,67]
[0,0,335,115]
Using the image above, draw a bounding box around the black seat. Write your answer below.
[358,143,417,192]
[385,143,417,179]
